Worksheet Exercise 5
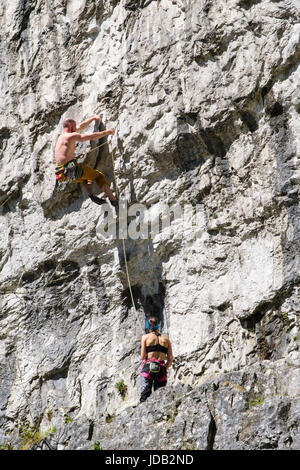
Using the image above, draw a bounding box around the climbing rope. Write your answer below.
[108,122,170,337]
[109,122,144,335]
[0,194,13,208]
[76,139,109,162]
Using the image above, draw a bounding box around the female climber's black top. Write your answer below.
[145,334,168,354]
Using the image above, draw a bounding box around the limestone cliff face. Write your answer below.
[0,0,299,450]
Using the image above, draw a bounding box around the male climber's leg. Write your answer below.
[98,180,117,201]
[78,168,107,205]
[82,181,106,205]
[82,181,93,196]
[94,172,118,206]
[76,165,116,205]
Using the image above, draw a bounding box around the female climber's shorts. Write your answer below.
[140,359,167,383]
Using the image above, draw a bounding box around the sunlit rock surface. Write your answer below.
[0,0,299,450]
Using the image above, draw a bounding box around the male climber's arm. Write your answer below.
[141,335,147,361]
[76,115,101,133]
[71,129,115,142]
[166,340,173,369]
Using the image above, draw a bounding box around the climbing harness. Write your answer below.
[55,159,83,182]
[140,359,167,381]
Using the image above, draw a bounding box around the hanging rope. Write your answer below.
[108,122,170,337]
[109,122,144,335]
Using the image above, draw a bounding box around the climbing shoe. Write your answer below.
[89,194,107,205]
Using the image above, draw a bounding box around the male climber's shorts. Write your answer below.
[56,160,108,187]
[76,165,108,186]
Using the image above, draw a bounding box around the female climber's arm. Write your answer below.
[141,335,147,361]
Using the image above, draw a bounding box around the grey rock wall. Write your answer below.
[0,0,299,450]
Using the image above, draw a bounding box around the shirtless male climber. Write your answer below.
[55,115,117,206]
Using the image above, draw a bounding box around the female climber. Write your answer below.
[139,316,173,403]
